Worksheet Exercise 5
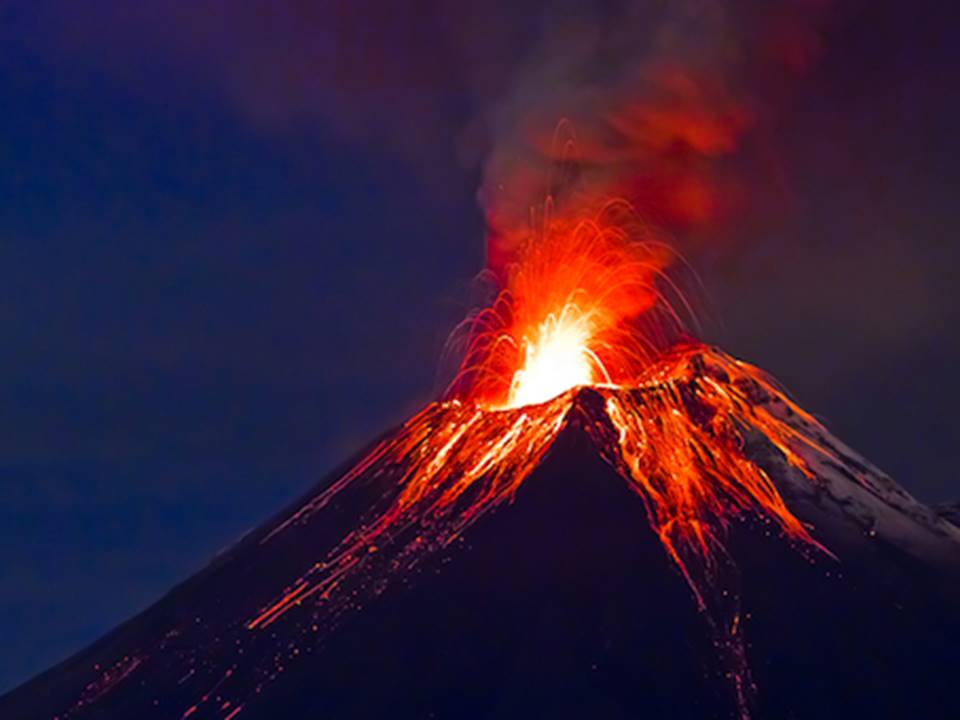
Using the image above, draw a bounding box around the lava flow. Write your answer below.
[251,200,846,717]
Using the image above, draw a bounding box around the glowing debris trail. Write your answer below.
[251,393,571,629]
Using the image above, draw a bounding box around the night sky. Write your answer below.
[2,0,958,694]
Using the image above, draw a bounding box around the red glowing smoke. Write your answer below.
[479,1,837,279]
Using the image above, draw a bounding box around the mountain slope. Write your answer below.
[3,382,958,720]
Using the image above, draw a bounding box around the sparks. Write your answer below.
[447,199,680,409]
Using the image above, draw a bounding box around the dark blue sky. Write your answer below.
[2,0,958,694]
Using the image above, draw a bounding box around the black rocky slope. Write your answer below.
[2,390,958,719]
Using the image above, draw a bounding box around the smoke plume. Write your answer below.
[475,0,836,275]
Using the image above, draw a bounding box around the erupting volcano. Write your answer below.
[4,0,959,717]
[5,187,958,720]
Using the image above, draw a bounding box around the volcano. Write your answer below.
[2,343,958,720]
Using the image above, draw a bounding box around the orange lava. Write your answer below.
[447,199,683,408]
[603,346,834,608]
[252,392,571,629]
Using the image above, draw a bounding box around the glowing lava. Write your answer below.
[506,305,601,407]
[446,199,680,409]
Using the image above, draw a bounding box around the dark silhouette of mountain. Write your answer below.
[2,388,958,720]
